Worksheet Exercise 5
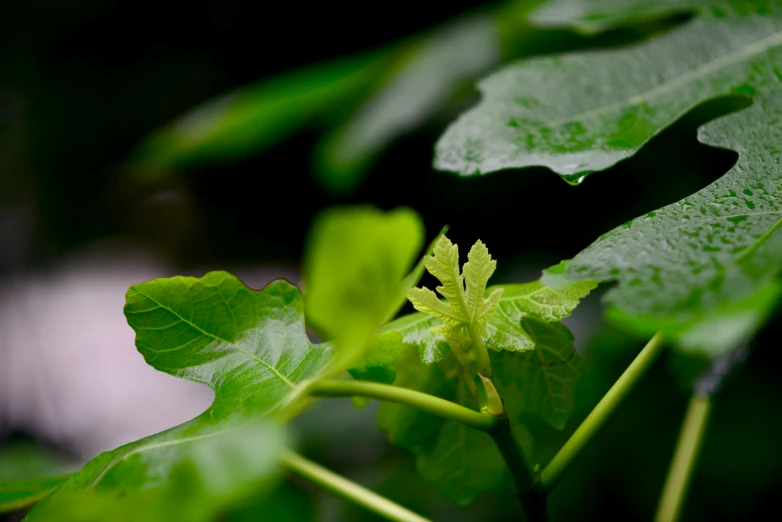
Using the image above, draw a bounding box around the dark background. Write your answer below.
[1,1,780,521]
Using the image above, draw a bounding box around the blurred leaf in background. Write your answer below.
[303,206,423,373]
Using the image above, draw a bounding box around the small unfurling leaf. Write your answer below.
[407,236,502,378]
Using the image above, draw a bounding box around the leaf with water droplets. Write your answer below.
[438,2,782,354]
[435,3,782,182]
[25,274,331,520]
[567,67,782,355]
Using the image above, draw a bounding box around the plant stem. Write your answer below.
[537,332,667,492]
[654,394,712,522]
[280,450,432,522]
[489,418,538,495]
[488,417,546,521]
[309,379,499,431]
[310,379,544,519]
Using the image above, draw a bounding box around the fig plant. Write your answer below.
[2,0,781,521]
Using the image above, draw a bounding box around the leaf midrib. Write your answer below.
[134,288,295,388]
[536,26,782,130]
[87,429,239,490]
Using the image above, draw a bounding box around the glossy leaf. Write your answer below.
[26,274,331,520]
[569,79,782,354]
[129,51,392,175]
[0,475,69,514]
[315,15,501,193]
[437,2,782,354]
[304,206,424,373]
[435,3,782,182]
[492,317,584,430]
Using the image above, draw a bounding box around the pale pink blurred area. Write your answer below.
[0,242,299,460]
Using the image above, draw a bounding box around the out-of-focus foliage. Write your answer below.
[0,441,75,514]
[129,51,396,177]
[303,206,424,373]
[123,0,698,195]
[530,0,718,31]
[0,476,69,514]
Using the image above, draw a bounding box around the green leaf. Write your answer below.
[567,77,782,353]
[128,51,392,176]
[0,440,74,482]
[0,475,69,514]
[314,15,501,194]
[415,417,506,507]
[225,480,314,522]
[437,2,782,354]
[492,317,584,430]
[407,236,469,324]
[376,348,505,506]
[346,226,449,386]
[407,236,503,375]
[606,279,782,357]
[435,3,782,182]
[348,331,405,385]
[29,421,285,522]
[392,274,595,364]
[377,348,454,452]
[379,312,451,365]
[529,0,717,32]
[26,274,331,520]
[486,275,596,353]
[304,206,424,373]
[463,241,504,333]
